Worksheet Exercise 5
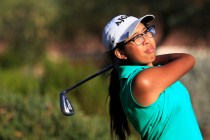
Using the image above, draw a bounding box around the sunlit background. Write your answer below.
[0,0,209,139]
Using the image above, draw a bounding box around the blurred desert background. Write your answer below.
[0,0,209,139]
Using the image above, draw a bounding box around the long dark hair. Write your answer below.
[107,44,131,140]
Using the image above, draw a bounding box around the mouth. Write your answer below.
[145,46,155,54]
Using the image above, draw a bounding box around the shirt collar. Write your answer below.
[116,65,150,79]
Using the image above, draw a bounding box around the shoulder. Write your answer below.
[132,67,161,106]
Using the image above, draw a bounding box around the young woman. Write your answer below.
[102,15,203,140]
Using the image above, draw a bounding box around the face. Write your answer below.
[114,23,156,66]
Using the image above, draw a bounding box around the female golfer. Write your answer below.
[102,15,203,140]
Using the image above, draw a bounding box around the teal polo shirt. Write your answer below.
[117,65,203,140]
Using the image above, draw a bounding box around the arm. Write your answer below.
[132,53,195,106]
[152,53,194,66]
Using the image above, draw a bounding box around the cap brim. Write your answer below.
[140,15,155,24]
[127,15,155,37]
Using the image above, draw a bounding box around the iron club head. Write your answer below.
[60,92,74,116]
[59,65,113,116]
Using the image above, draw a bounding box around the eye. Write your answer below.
[133,34,141,40]
[147,26,155,35]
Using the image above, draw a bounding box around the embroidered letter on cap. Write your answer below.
[115,15,128,26]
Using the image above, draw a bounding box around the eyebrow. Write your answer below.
[131,27,147,37]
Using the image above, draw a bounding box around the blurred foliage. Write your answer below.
[0,89,111,140]
[0,57,110,139]
[0,0,209,65]
[0,0,210,139]
[0,0,58,67]
[49,0,210,42]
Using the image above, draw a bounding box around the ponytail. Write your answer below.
[108,68,131,140]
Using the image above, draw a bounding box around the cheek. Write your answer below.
[149,38,156,49]
[125,47,145,62]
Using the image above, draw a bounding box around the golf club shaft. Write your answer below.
[63,64,113,94]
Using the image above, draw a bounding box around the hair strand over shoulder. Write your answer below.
[108,68,131,140]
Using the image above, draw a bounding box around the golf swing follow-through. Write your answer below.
[59,13,203,140]
[59,64,113,116]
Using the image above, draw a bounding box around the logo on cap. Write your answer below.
[115,15,128,26]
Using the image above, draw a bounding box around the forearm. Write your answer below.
[153,53,195,66]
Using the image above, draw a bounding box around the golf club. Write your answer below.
[60,64,113,116]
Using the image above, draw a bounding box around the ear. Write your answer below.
[114,48,127,60]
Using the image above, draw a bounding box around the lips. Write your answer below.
[145,46,155,53]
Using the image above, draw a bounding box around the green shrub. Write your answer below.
[0,58,113,140]
[0,68,40,95]
[0,89,111,140]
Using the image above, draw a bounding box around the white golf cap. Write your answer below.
[102,14,155,50]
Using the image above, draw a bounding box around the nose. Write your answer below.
[142,33,150,45]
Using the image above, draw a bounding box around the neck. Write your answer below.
[147,63,154,66]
